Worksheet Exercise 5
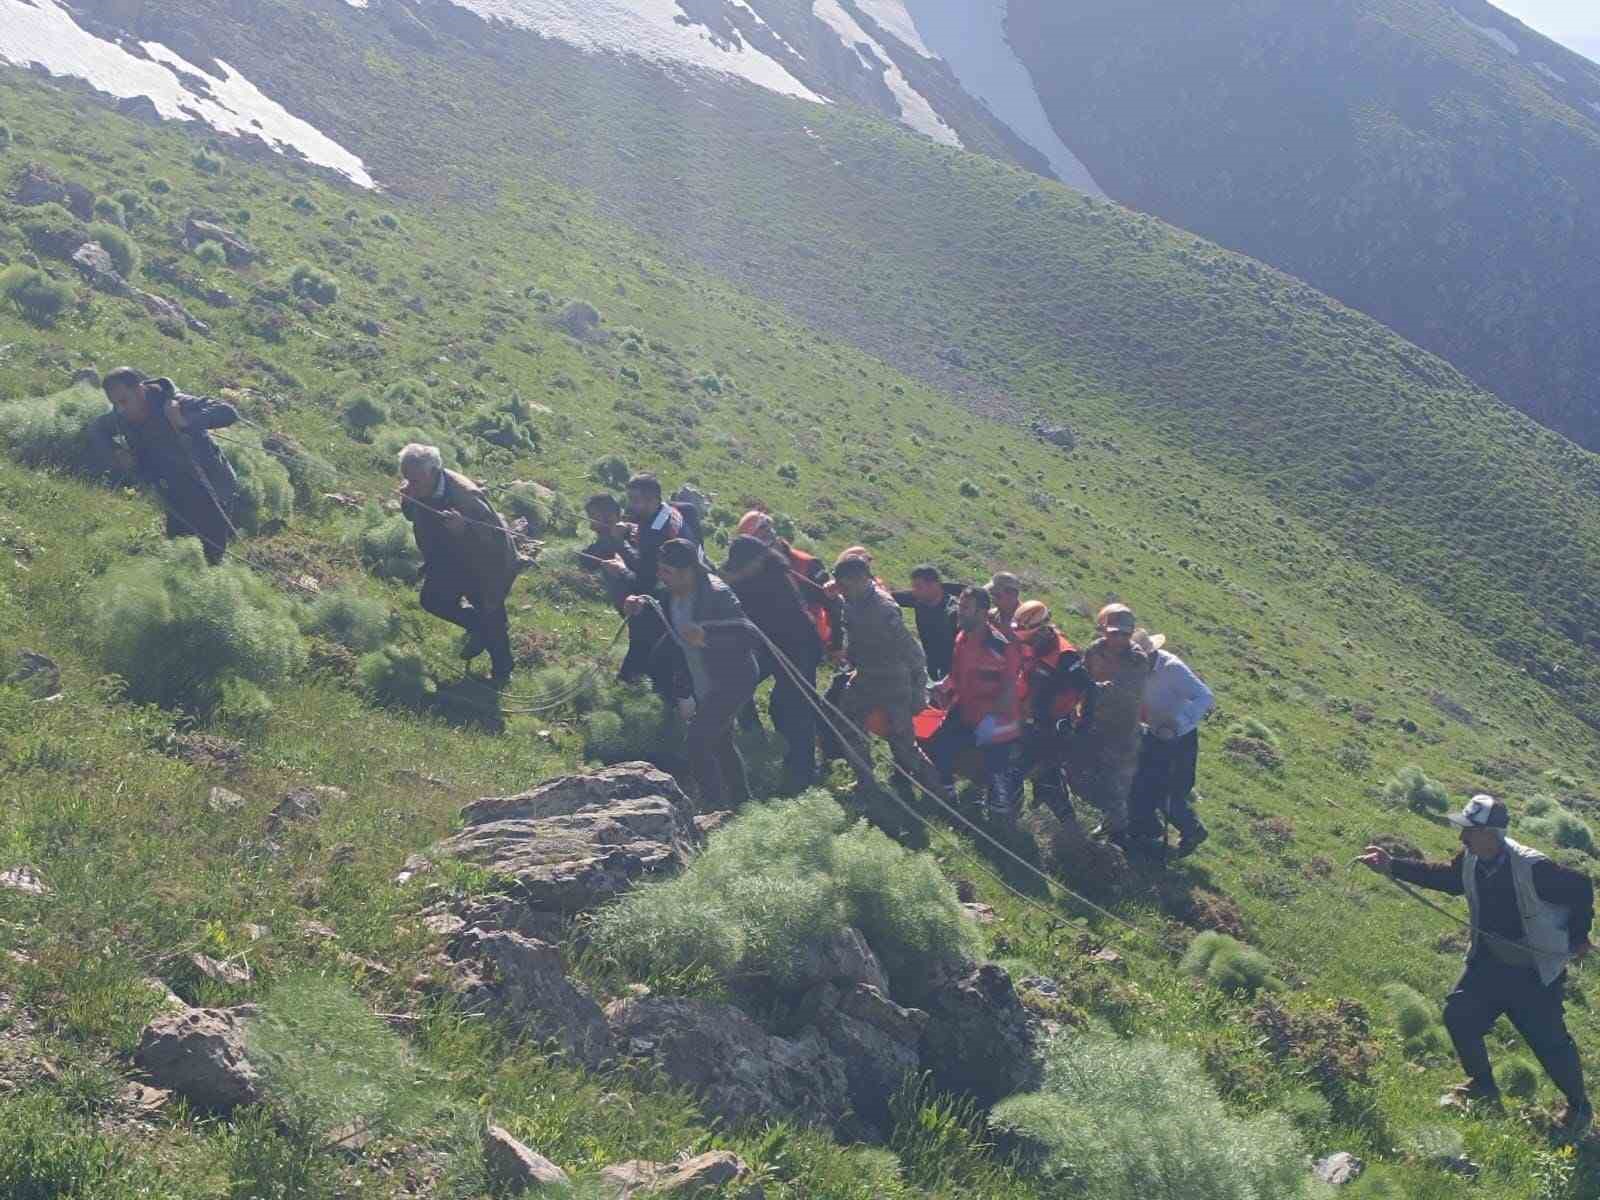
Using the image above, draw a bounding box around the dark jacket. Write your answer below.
[1021,632,1093,727]
[401,469,519,605]
[582,532,640,613]
[1392,850,1594,953]
[661,572,760,701]
[630,502,688,597]
[90,379,239,506]
[723,536,825,663]
[892,582,965,679]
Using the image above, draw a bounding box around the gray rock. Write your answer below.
[190,953,251,987]
[135,1007,261,1110]
[793,927,890,995]
[13,163,90,217]
[0,866,48,896]
[482,1124,570,1192]
[71,242,130,295]
[134,289,209,336]
[184,217,258,266]
[917,963,1042,1107]
[1031,422,1077,451]
[807,982,926,1136]
[437,764,701,917]
[266,787,323,833]
[451,929,611,1069]
[207,786,247,814]
[7,650,60,698]
[1313,1152,1364,1185]
[601,1151,761,1198]
[606,995,851,1130]
[71,367,101,388]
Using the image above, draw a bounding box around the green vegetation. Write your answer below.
[1180,931,1282,998]
[1384,766,1450,816]
[0,264,74,325]
[85,219,138,277]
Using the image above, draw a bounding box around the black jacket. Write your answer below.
[661,572,760,701]
[724,537,824,663]
[1393,850,1594,952]
[90,379,239,506]
[892,582,965,679]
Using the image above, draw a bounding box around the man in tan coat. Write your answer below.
[1070,603,1153,842]
[399,443,520,683]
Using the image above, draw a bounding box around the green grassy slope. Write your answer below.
[64,0,1600,735]
[1007,0,1600,451]
[2,66,1600,1196]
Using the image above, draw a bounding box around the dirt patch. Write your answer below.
[1248,995,1380,1112]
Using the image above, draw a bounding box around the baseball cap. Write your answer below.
[1013,600,1052,632]
[1447,794,1510,830]
[1097,603,1136,634]
[658,538,702,569]
[988,571,1022,593]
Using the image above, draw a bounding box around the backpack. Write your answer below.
[669,484,711,546]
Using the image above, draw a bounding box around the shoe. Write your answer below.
[1440,1081,1502,1112]
[460,630,487,661]
[1557,1100,1593,1138]
[1173,824,1210,859]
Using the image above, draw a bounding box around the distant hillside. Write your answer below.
[1007,0,1600,450]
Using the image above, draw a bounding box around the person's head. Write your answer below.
[103,367,152,423]
[736,510,777,545]
[1012,600,1054,647]
[840,545,873,566]
[1449,794,1510,858]
[585,493,622,537]
[833,554,873,601]
[988,572,1022,617]
[1096,603,1136,646]
[909,565,945,606]
[724,534,773,578]
[657,537,703,597]
[398,443,444,492]
[958,586,991,631]
[625,473,662,519]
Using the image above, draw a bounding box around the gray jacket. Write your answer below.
[662,572,759,701]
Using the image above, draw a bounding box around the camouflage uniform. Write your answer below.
[837,587,942,793]
[1067,637,1153,832]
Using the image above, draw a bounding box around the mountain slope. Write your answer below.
[1007,0,1600,450]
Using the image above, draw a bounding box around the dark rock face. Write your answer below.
[184,217,258,267]
[917,962,1042,1107]
[448,929,612,1069]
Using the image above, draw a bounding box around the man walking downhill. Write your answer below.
[831,554,943,797]
[625,539,759,811]
[927,587,1025,823]
[1129,629,1215,858]
[1358,796,1593,1136]
[1011,601,1093,822]
[892,565,966,682]
[398,443,520,684]
[92,368,240,565]
[1071,603,1154,843]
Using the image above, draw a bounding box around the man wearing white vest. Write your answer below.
[1359,795,1592,1134]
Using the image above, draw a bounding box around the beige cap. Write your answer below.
[1096,603,1136,634]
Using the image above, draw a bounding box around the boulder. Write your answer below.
[482,1124,570,1192]
[917,963,1042,1108]
[602,1151,762,1198]
[450,929,611,1068]
[0,866,48,896]
[1030,421,1076,451]
[71,242,130,295]
[207,786,247,814]
[190,953,251,987]
[556,300,601,340]
[184,217,258,266]
[134,289,208,336]
[792,927,890,995]
[1313,1152,1364,1186]
[266,787,323,833]
[806,982,926,1136]
[13,163,93,218]
[6,650,60,699]
[71,367,102,388]
[134,1006,261,1110]
[435,764,702,918]
[606,995,850,1130]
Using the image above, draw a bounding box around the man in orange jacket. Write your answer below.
[1011,600,1093,821]
[927,587,1025,823]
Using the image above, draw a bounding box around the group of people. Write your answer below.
[90,371,1597,1138]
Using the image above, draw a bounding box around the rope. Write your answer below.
[1374,870,1581,968]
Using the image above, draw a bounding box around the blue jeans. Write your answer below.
[928,715,1017,813]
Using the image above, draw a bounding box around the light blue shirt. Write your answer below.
[1143,649,1214,739]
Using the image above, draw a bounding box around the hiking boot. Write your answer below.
[460,630,487,661]
[1173,823,1210,859]
[1440,1081,1502,1112]
[1557,1100,1593,1138]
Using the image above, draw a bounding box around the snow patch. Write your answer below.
[1532,62,1567,83]
[1457,13,1519,55]
[812,0,960,146]
[445,0,825,103]
[853,0,935,58]
[0,0,376,187]
[896,0,1102,195]
[728,0,805,61]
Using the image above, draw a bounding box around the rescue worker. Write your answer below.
[736,510,842,654]
[831,554,942,796]
[1011,601,1093,821]
[1070,603,1153,842]
[1129,630,1214,857]
[892,565,966,681]
[91,368,239,565]
[398,443,519,683]
[987,572,1023,630]
[723,534,831,793]
[581,493,684,702]
[624,539,759,810]
[928,587,1025,822]
[1358,796,1592,1135]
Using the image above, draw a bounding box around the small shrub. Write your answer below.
[90,542,306,715]
[1521,810,1596,855]
[114,188,152,224]
[992,1035,1307,1200]
[465,395,539,452]
[194,239,227,267]
[1180,931,1281,996]
[499,481,576,537]
[341,393,389,437]
[358,645,433,709]
[378,212,399,230]
[1498,1055,1540,1100]
[382,377,429,408]
[290,194,317,214]
[581,685,679,764]
[301,589,394,653]
[85,221,138,277]
[192,148,223,175]
[591,454,631,488]
[777,462,799,481]
[228,440,294,535]
[289,262,338,305]
[1382,766,1449,815]
[92,197,125,228]
[0,1095,142,1199]
[148,177,173,194]
[345,506,423,583]
[958,479,981,498]
[0,384,119,472]
[0,264,74,325]
[223,1108,335,1200]
[216,676,274,733]
[1379,983,1436,1039]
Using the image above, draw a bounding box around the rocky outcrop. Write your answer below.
[134,1006,261,1110]
[482,1124,570,1192]
[1030,420,1076,451]
[71,242,130,295]
[805,981,926,1136]
[135,289,209,336]
[13,163,94,218]
[433,764,702,919]
[555,300,602,340]
[601,1152,762,1198]
[792,926,890,995]
[184,217,258,267]
[1314,1152,1364,1186]
[606,995,851,1130]
[449,929,611,1069]
[918,963,1041,1107]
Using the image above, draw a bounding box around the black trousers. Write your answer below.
[1129,729,1201,836]
[163,478,235,566]
[420,575,512,677]
[620,607,686,700]
[1443,956,1587,1106]
[1013,727,1073,819]
[766,644,821,795]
